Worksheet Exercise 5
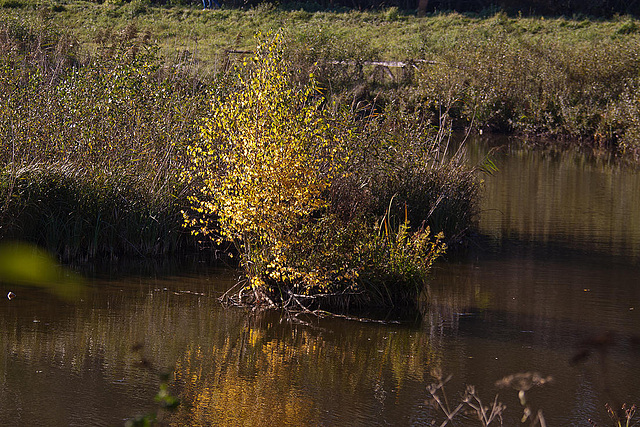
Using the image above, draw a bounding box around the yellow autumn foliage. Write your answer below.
[183,33,451,309]
[183,32,346,269]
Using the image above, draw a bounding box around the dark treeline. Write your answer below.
[143,0,640,17]
[400,0,638,16]
[286,0,640,16]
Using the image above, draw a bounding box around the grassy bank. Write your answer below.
[4,2,640,158]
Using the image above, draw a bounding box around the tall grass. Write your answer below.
[4,3,640,162]
[0,19,212,259]
[1,16,481,279]
[1,164,187,260]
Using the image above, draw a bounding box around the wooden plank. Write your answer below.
[223,50,439,68]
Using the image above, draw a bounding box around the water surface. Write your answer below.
[1,138,639,426]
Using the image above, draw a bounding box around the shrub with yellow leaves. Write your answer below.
[183,33,346,286]
[183,32,450,311]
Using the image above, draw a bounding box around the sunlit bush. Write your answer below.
[183,33,454,310]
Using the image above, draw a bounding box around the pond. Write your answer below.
[1,137,639,426]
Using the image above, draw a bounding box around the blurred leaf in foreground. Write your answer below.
[0,241,84,300]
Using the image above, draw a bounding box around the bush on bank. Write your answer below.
[1,20,479,309]
[183,34,475,310]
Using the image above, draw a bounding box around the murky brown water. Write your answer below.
[1,138,639,426]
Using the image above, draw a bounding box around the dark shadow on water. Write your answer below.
[453,232,640,267]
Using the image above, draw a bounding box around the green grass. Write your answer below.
[4,2,640,66]
[4,3,634,155]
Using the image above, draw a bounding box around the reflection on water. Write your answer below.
[0,271,442,426]
[467,136,640,262]
[171,311,442,426]
[1,139,640,426]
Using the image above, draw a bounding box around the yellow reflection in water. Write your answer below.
[171,319,442,426]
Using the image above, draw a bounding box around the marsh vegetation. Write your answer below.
[2,3,640,303]
[2,2,640,425]
[1,19,478,309]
